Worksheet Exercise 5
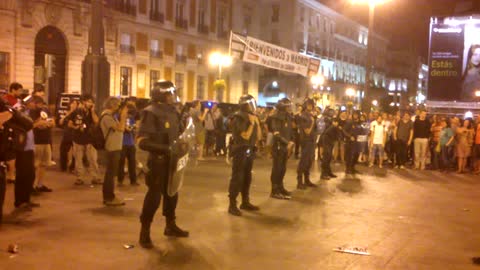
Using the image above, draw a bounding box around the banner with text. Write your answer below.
[234,33,319,77]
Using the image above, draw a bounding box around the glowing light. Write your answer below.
[475,90,480,97]
[272,81,279,88]
[209,52,232,67]
[351,0,391,6]
[372,100,378,106]
[310,75,325,86]
[465,111,473,119]
[346,88,356,97]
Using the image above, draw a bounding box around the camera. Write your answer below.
[201,101,216,110]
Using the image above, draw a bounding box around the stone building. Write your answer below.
[0,0,260,105]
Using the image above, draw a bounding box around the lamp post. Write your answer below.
[209,52,232,102]
[310,74,325,107]
[351,0,390,104]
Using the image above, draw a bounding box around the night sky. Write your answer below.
[318,0,459,59]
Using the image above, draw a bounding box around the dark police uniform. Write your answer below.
[296,111,316,187]
[229,111,259,206]
[0,98,33,223]
[138,102,184,230]
[321,122,338,179]
[343,119,362,174]
[0,123,15,223]
[270,110,294,196]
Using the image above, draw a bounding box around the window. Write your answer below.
[120,33,134,54]
[242,8,252,35]
[271,30,279,45]
[217,5,228,38]
[176,44,186,62]
[150,39,162,58]
[120,67,132,96]
[176,0,185,20]
[242,81,249,95]
[150,0,164,22]
[272,4,279,23]
[150,70,160,91]
[324,18,328,32]
[199,0,208,28]
[196,76,205,99]
[175,73,184,99]
[0,52,9,90]
[299,7,304,22]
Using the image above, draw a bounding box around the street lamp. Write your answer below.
[351,0,391,101]
[209,51,232,79]
[372,99,378,106]
[310,74,325,89]
[346,88,356,98]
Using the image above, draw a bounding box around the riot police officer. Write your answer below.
[228,94,261,216]
[270,98,295,200]
[0,97,33,224]
[296,98,317,189]
[321,118,339,180]
[137,80,189,249]
[343,111,362,176]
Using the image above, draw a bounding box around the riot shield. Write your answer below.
[167,117,196,196]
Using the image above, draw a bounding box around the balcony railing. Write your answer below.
[175,19,188,30]
[150,50,163,59]
[176,55,187,63]
[198,24,209,34]
[150,11,164,23]
[120,44,135,54]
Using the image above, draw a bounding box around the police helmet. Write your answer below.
[302,98,315,110]
[151,80,178,103]
[276,98,292,112]
[238,94,257,113]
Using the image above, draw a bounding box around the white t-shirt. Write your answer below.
[370,121,386,145]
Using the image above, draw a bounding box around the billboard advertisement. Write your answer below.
[428,17,480,101]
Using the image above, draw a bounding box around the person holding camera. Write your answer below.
[30,96,55,192]
[118,97,139,186]
[227,94,262,216]
[100,97,128,206]
[68,94,101,186]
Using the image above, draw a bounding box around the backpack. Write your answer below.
[91,113,113,150]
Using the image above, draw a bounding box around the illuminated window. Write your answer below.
[175,72,184,99]
[150,70,160,91]
[0,52,9,90]
[120,66,132,96]
[272,4,280,23]
[196,76,205,99]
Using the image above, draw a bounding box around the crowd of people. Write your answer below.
[1,80,480,248]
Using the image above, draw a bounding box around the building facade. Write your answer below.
[0,0,260,105]
[256,0,388,108]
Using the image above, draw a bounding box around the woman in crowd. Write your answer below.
[439,118,455,171]
[430,115,443,170]
[455,119,474,173]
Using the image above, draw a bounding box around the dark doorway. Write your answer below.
[34,25,67,105]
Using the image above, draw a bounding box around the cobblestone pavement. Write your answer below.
[1,154,480,270]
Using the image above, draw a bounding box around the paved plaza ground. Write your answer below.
[1,154,480,270]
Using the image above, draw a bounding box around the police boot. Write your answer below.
[297,174,307,190]
[164,218,189,238]
[228,197,242,216]
[240,198,260,211]
[304,173,317,188]
[139,223,153,249]
[280,184,292,197]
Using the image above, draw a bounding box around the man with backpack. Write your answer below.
[68,94,101,185]
[100,97,128,206]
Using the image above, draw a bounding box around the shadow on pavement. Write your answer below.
[336,178,363,194]
[242,212,298,228]
[85,206,139,218]
[145,240,218,270]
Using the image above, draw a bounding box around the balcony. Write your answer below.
[198,24,209,35]
[120,44,135,54]
[150,11,164,23]
[176,55,187,63]
[150,50,163,59]
[175,19,188,30]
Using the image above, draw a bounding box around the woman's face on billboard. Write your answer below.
[471,48,480,65]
